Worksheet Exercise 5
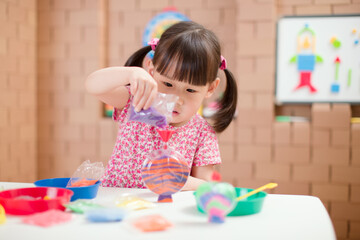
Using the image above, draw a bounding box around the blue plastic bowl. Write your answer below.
[34,178,100,201]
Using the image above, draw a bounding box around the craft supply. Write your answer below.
[115,195,155,210]
[236,183,278,201]
[64,200,103,214]
[22,209,72,227]
[0,187,73,215]
[132,214,172,232]
[66,160,104,187]
[34,178,101,201]
[85,208,125,222]
[0,204,6,224]
[194,180,237,223]
[128,93,178,128]
[142,129,189,202]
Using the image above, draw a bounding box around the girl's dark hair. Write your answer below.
[124,21,237,133]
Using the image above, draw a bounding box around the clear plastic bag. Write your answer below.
[66,160,105,187]
[128,93,178,128]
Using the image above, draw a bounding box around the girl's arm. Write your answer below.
[182,165,215,191]
[85,66,158,111]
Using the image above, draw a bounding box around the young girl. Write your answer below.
[86,21,237,191]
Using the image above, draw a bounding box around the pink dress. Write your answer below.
[101,96,221,188]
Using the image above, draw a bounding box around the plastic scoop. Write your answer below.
[0,204,6,224]
[236,183,278,201]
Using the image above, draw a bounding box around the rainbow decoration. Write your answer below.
[142,7,189,59]
[194,181,237,223]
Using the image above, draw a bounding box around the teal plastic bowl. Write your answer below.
[34,178,100,202]
[196,187,267,216]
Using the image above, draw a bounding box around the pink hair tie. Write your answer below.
[220,55,227,70]
[148,38,160,51]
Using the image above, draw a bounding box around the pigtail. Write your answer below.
[212,68,238,133]
[124,45,152,67]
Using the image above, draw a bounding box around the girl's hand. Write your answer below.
[129,67,158,112]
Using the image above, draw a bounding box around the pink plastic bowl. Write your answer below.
[0,187,73,215]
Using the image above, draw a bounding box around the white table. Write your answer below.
[0,182,336,240]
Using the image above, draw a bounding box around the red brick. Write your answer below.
[332,220,348,239]
[38,43,67,60]
[256,21,275,39]
[255,162,291,181]
[352,148,360,166]
[332,166,360,184]
[312,129,331,146]
[68,109,98,124]
[254,127,272,145]
[255,56,275,74]
[52,92,83,108]
[293,164,329,183]
[273,122,291,145]
[69,10,98,26]
[236,145,272,162]
[278,0,313,5]
[314,0,350,3]
[351,185,360,203]
[272,181,310,195]
[331,202,360,221]
[292,122,310,146]
[99,120,117,141]
[53,125,82,141]
[274,146,310,163]
[295,5,331,15]
[313,147,349,166]
[236,109,273,127]
[236,23,255,40]
[52,27,82,43]
[349,221,360,239]
[235,126,253,144]
[331,129,350,147]
[38,11,67,27]
[333,4,360,14]
[237,72,274,92]
[237,38,275,57]
[352,124,360,147]
[109,0,136,10]
[220,162,253,183]
[255,93,273,110]
[53,0,82,10]
[38,141,67,158]
[219,144,235,163]
[237,2,274,21]
[218,121,235,143]
[223,8,236,25]
[237,92,254,109]
[312,104,351,129]
[312,183,349,201]
[68,141,97,158]
[190,9,221,25]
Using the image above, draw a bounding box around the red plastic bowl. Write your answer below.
[0,187,73,215]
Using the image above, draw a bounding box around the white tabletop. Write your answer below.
[0,182,336,240]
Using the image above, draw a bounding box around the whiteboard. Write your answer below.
[275,15,360,104]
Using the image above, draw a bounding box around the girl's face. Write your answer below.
[150,64,220,127]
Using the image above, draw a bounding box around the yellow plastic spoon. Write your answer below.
[236,183,278,201]
[0,204,6,224]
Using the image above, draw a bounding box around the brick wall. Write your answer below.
[0,0,37,182]
[0,0,359,239]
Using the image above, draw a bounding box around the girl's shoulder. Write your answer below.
[189,114,216,134]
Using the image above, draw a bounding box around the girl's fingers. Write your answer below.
[135,84,151,111]
[143,87,157,110]
[130,80,138,96]
[133,81,145,109]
